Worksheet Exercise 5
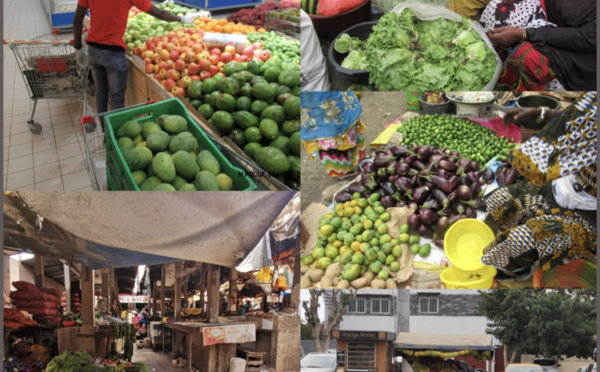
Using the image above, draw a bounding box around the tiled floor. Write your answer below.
[3,0,95,190]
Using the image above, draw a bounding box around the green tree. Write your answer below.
[476,289,596,364]
[302,289,356,352]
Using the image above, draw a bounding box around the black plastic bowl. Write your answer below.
[516,95,562,129]
[327,21,377,85]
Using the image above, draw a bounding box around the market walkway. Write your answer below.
[4,0,95,190]
[131,347,184,372]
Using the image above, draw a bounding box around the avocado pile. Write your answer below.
[186,59,301,190]
[115,114,239,191]
[301,193,427,289]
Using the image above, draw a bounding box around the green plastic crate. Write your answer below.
[105,98,257,191]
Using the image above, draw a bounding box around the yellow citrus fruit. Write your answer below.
[319,225,334,236]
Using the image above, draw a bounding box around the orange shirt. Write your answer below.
[78,0,152,50]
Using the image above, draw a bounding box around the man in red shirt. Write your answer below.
[73,0,194,129]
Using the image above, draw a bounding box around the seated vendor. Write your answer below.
[482,92,596,279]
[482,0,596,91]
[4,339,45,372]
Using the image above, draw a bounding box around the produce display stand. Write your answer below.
[125,54,292,191]
[174,0,260,12]
[166,321,255,372]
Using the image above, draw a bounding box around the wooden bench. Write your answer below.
[237,348,266,367]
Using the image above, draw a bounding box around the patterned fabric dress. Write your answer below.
[4,356,45,372]
[480,0,563,91]
[482,92,597,274]
[301,92,367,177]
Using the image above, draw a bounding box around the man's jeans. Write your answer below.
[87,45,128,130]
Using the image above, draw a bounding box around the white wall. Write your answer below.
[8,258,65,294]
[339,314,397,333]
[410,315,489,335]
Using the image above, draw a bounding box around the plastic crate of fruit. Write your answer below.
[266,9,300,38]
[105,98,257,191]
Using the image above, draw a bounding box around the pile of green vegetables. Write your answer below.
[399,114,515,166]
[46,351,94,372]
[114,322,133,360]
[335,9,497,91]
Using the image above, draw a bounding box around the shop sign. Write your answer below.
[337,331,381,340]
[203,323,256,346]
[336,350,345,366]
[119,294,149,303]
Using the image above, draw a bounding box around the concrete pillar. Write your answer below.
[228,268,238,313]
[160,265,166,318]
[174,263,182,321]
[34,255,44,287]
[207,265,220,323]
[64,264,71,312]
[81,265,94,333]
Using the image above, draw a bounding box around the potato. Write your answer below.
[386,278,398,289]
[309,269,325,283]
[362,271,375,283]
[325,263,343,278]
[336,280,350,289]
[332,277,340,286]
[371,278,386,289]
[301,275,312,288]
[320,276,334,288]
[301,264,311,274]
[350,277,369,289]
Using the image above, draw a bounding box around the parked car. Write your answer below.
[506,363,545,372]
[301,352,337,372]
[533,357,560,372]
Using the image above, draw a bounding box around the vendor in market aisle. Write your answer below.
[481,91,596,280]
[72,0,195,131]
[482,0,596,91]
[3,339,45,372]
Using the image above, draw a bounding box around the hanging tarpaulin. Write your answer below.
[9,191,294,268]
[80,241,180,269]
[235,231,273,273]
[394,333,494,351]
[269,192,300,261]
[399,349,491,361]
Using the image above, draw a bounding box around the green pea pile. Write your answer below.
[399,114,516,165]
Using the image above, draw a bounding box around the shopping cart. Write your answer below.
[4,36,88,134]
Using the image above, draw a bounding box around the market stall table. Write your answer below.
[166,321,256,372]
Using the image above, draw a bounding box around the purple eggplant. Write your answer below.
[496,170,506,187]
[417,146,432,161]
[423,174,453,193]
[453,202,466,215]
[474,198,487,211]
[428,154,444,165]
[407,214,421,232]
[413,186,431,204]
[447,191,458,205]
[408,201,418,211]
[394,177,412,194]
[381,195,395,209]
[335,191,352,203]
[408,168,420,177]
[449,214,466,225]
[362,161,375,174]
[409,175,418,186]
[470,182,481,200]
[374,154,395,168]
[438,159,458,171]
[377,167,388,179]
[396,162,411,176]
[361,173,378,190]
[391,145,412,157]
[457,158,470,175]
[457,185,471,201]
[447,157,459,163]
[437,169,449,179]
[466,172,479,185]
[381,182,396,196]
[412,160,426,171]
[386,160,398,175]
[433,148,446,156]
[482,167,495,184]
[433,216,449,240]
[470,161,480,172]
[388,174,400,183]
[505,167,518,185]
[395,199,408,208]
[432,189,450,209]
[416,223,434,238]
[423,181,434,189]
[374,188,386,199]
[421,198,441,211]
[419,208,439,225]
[448,175,460,190]
[434,239,445,249]
[458,175,468,186]
[450,151,460,157]
[348,182,365,195]
[404,155,418,166]
[465,206,477,218]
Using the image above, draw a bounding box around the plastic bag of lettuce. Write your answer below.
[362,3,501,91]
[46,350,94,372]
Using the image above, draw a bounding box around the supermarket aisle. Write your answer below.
[3,0,93,191]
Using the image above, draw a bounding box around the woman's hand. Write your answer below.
[488,26,525,46]
[502,108,540,126]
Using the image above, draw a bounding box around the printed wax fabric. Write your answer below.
[482,92,597,274]
[4,356,45,372]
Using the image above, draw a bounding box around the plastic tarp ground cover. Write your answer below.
[15,191,295,268]
[394,333,494,350]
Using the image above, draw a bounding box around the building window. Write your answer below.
[419,297,438,314]
[348,298,366,314]
[371,298,390,314]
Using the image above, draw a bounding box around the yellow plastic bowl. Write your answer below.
[440,265,497,289]
[444,218,495,271]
